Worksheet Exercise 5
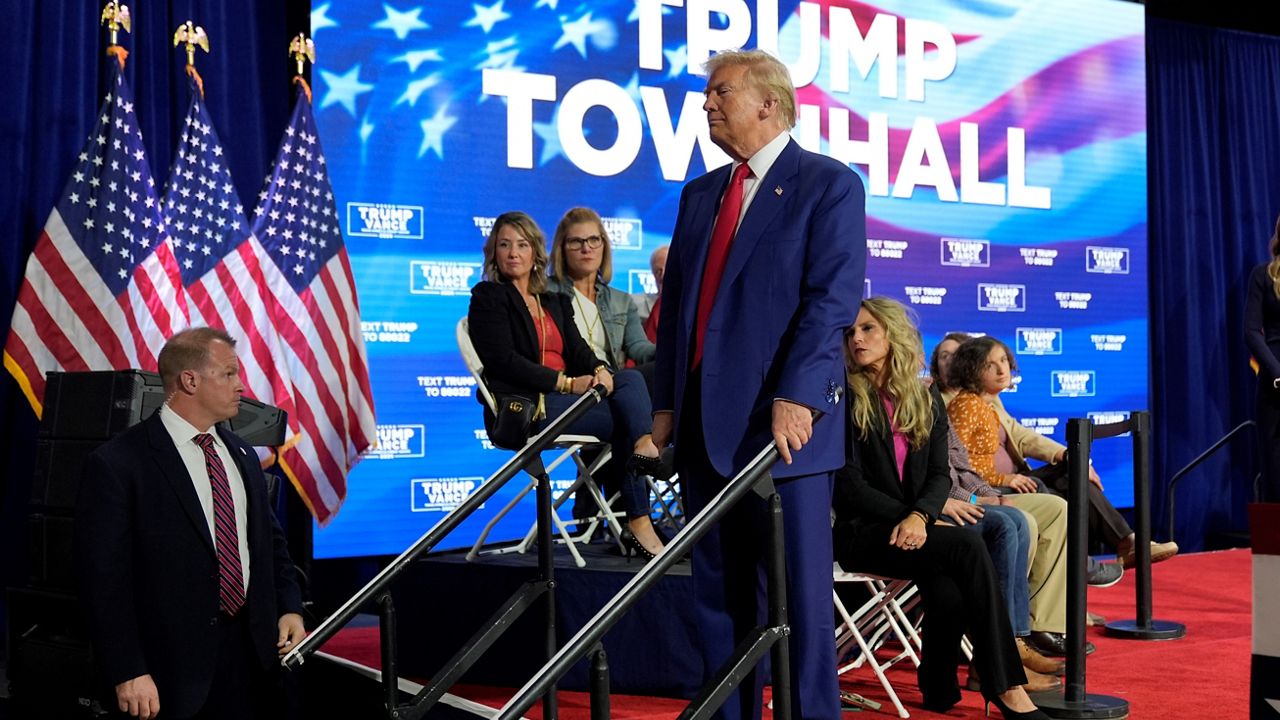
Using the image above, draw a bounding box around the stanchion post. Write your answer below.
[1104,411,1185,640]
[537,470,559,720]
[589,646,610,720]
[378,592,400,718]
[1036,418,1128,719]
[765,489,791,720]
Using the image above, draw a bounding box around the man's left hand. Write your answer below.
[277,613,306,655]
[771,399,813,465]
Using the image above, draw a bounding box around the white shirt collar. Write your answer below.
[159,403,223,449]
[742,129,791,184]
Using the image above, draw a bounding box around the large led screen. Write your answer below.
[311,0,1148,559]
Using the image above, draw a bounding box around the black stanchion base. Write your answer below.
[1032,690,1130,719]
[1102,618,1186,640]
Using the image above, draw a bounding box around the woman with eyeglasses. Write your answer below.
[547,207,656,387]
[834,297,1048,719]
[468,211,669,559]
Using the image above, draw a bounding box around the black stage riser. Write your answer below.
[389,544,704,697]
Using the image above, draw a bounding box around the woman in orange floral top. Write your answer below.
[945,336,1177,570]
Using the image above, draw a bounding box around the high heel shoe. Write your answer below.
[984,693,1051,719]
[619,528,656,561]
[626,452,674,481]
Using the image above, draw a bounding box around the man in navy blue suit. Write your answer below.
[651,49,867,720]
[75,327,305,720]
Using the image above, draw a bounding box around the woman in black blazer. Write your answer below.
[468,211,667,559]
[832,297,1047,719]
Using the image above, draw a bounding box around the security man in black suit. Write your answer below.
[75,327,305,719]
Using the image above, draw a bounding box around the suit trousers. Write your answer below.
[677,372,839,720]
[834,523,1026,711]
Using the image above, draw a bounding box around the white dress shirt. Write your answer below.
[159,404,251,592]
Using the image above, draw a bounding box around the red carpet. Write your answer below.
[323,549,1251,719]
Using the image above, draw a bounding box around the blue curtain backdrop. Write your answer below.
[0,0,305,653]
[1147,17,1280,550]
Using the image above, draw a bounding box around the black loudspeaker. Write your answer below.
[31,437,101,511]
[6,587,104,718]
[222,394,289,447]
[40,370,165,440]
[28,512,76,590]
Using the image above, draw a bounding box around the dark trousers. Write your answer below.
[108,612,276,720]
[835,524,1026,710]
[1257,378,1280,503]
[1027,462,1132,548]
[677,373,839,720]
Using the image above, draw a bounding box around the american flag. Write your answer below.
[3,58,187,413]
[250,82,376,524]
[161,78,301,441]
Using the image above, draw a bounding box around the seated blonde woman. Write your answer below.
[833,298,1048,719]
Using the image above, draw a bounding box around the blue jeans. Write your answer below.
[960,504,1032,636]
[538,368,652,519]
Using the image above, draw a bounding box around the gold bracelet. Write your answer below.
[910,510,929,524]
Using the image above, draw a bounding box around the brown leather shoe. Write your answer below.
[1017,637,1065,675]
[1022,667,1063,693]
[1119,538,1179,569]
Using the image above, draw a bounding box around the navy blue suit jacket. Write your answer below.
[74,411,303,717]
[654,138,867,477]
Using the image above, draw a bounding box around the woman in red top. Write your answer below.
[468,211,667,558]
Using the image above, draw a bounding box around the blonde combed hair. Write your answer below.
[845,297,934,449]
[704,49,797,129]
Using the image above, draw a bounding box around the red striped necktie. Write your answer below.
[693,162,752,368]
[195,433,246,616]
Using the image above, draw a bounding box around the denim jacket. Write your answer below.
[546,276,655,370]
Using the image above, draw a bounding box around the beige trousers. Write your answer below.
[1006,493,1068,633]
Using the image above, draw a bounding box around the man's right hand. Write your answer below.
[651,411,674,449]
[116,674,160,720]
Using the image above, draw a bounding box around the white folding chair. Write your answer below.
[833,565,924,719]
[457,318,624,567]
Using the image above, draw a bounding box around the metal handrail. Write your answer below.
[1165,420,1256,544]
[281,386,607,670]
[495,438,786,720]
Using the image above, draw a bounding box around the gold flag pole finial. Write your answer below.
[173,20,210,96]
[290,34,316,102]
[290,33,316,76]
[101,1,131,45]
[101,1,132,66]
[173,21,210,68]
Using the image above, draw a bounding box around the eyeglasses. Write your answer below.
[564,235,604,250]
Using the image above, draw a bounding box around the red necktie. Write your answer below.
[693,162,752,367]
[195,433,246,615]
[643,294,661,343]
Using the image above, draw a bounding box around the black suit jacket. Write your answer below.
[832,386,951,551]
[74,411,303,718]
[467,279,600,398]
